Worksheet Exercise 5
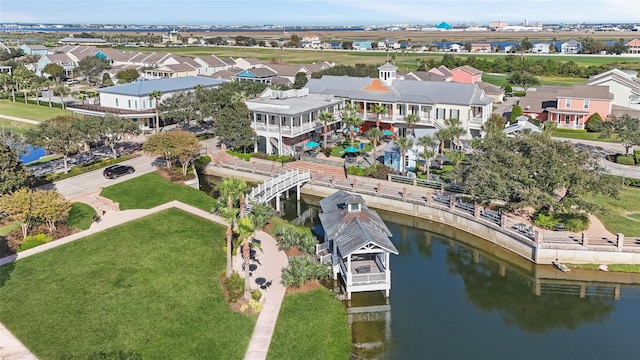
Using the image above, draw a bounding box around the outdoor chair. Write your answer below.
[260,280,272,290]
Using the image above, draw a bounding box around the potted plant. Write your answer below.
[322,146,332,157]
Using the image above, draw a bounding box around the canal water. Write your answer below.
[201,175,640,359]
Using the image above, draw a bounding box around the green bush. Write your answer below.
[553,128,587,133]
[616,155,635,165]
[18,233,53,252]
[281,256,331,288]
[634,150,640,165]
[603,174,640,187]
[275,223,318,255]
[251,289,262,301]
[533,210,589,232]
[194,155,211,169]
[513,90,526,97]
[223,273,244,303]
[226,150,251,161]
[585,113,604,132]
[34,155,135,186]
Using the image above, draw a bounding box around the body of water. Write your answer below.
[201,175,640,359]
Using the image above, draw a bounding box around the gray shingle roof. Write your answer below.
[98,76,223,96]
[318,190,397,257]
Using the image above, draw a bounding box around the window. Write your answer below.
[348,203,361,212]
[583,99,589,109]
[127,100,131,108]
[449,109,460,119]
[565,115,571,124]
[436,108,446,120]
[115,98,119,107]
[565,98,571,108]
[404,155,410,168]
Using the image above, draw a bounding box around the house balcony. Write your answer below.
[356,113,439,128]
[338,258,389,290]
[253,120,327,137]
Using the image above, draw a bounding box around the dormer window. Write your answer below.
[348,203,361,212]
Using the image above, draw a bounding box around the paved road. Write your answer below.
[552,137,640,178]
[40,155,159,199]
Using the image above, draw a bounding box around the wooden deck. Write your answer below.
[350,259,382,274]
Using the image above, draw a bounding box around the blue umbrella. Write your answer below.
[306,141,320,148]
[344,146,359,153]
[383,130,394,136]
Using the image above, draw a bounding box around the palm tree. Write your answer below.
[237,215,256,301]
[444,118,465,150]
[542,121,557,137]
[217,178,249,211]
[54,85,69,109]
[212,200,239,277]
[366,127,383,164]
[417,135,436,178]
[342,112,363,148]
[395,136,414,175]
[434,128,450,155]
[318,110,334,148]
[404,114,420,136]
[149,90,163,133]
[231,90,248,104]
[371,104,388,128]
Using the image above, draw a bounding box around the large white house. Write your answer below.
[306,63,493,140]
[68,76,224,129]
[586,69,640,117]
[245,88,344,155]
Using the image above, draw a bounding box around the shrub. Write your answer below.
[275,223,318,255]
[281,256,331,288]
[249,299,263,312]
[18,233,52,252]
[251,289,262,301]
[616,155,635,166]
[603,174,640,187]
[533,210,589,232]
[223,273,244,303]
[194,155,211,169]
[226,150,251,161]
[322,147,332,156]
[634,150,640,165]
[585,113,604,132]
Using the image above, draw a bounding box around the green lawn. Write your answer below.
[65,202,97,230]
[586,186,640,236]
[24,154,63,166]
[0,117,35,135]
[100,171,216,211]
[551,131,617,143]
[0,208,255,359]
[483,73,589,87]
[268,287,351,360]
[0,100,71,121]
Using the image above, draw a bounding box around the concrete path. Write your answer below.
[0,325,37,360]
[0,115,39,125]
[242,230,288,360]
[552,137,640,178]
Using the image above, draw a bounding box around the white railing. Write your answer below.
[351,272,387,285]
[247,169,311,204]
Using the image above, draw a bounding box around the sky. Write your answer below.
[1,0,638,25]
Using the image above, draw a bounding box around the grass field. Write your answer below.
[101,171,216,211]
[268,287,351,360]
[551,131,617,142]
[482,73,588,87]
[0,221,20,236]
[0,208,255,359]
[65,202,97,230]
[0,100,70,121]
[586,186,640,236]
[0,117,35,135]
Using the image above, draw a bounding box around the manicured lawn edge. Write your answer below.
[268,287,351,360]
[0,208,255,359]
[65,202,97,230]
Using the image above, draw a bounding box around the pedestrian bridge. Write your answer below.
[245,169,311,213]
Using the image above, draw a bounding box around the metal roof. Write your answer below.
[98,76,223,96]
[318,190,397,257]
[307,76,492,106]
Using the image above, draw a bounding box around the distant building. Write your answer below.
[58,37,108,46]
[19,44,49,56]
[561,40,582,54]
[436,22,452,30]
[489,21,508,30]
[625,38,640,54]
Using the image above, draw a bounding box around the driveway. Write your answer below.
[552,137,640,179]
[40,155,158,199]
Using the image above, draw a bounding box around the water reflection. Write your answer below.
[200,175,640,359]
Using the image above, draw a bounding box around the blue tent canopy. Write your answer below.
[344,147,359,153]
[306,141,320,148]
[382,130,394,136]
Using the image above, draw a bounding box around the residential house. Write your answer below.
[35,53,77,77]
[244,88,343,155]
[234,57,265,70]
[234,67,278,84]
[448,43,464,52]
[476,82,505,103]
[518,85,613,129]
[144,63,198,79]
[306,63,493,140]
[625,38,640,54]
[561,39,582,54]
[67,76,223,130]
[264,64,310,85]
[451,65,482,84]
[194,55,231,76]
[532,43,552,54]
[470,43,491,53]
[19,44,49,56]
[316,190,398,300]
[353,40,372,50]
[586,68,640,117]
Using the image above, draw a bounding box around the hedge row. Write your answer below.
[616,155,635,166]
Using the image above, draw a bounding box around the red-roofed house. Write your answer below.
[626,38,640,54]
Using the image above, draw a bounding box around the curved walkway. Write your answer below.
[0,115,40,125]
[0,199,288,360]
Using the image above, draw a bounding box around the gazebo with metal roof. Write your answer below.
[317,190,398,299]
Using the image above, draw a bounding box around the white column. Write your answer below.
[266,137,272,155]
[275,193,281,213]
[296,183,301,201]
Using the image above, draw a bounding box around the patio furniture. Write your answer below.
[356,265,371,273]
[260,280,273,290]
